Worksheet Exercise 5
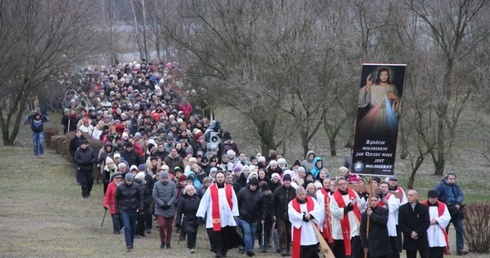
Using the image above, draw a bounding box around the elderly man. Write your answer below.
[398,190,430,258]
[378,181,402,258]
[271,174,296,256]
[196,171,242,258]
[153,171,177,249]
[288,186,322,258]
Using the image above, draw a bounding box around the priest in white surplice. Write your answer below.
[379,181,402,258]
[421,190,451,258]
[196,171,242,258]
[330,178,363,258]
[288,186,323,258]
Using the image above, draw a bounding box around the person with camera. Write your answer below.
[434,173,468,255]
[153,171,178,249]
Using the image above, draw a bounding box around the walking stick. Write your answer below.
[101,209,108,227]
[364,176,374,258]
[268,222,275,248]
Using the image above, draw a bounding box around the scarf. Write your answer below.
[421,200,449,253]
[333,189,361,256]
[291,196,315,258]
[210,183,233,231]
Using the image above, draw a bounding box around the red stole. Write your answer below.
[421,200,449,253]
[210,183,233,231]
[320,188,334,243]
[377,193,392,207]
[333,189,361,256]
[291,195,315,258]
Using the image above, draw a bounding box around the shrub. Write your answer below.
[44,127,59,147]
[463,201,490,253]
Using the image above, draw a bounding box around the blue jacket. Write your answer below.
[310,157,324,179]
[435,179,464,205]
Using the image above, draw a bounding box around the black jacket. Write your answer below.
[237,186,267,223]
[360,206,392,257]
[120,149,143,167]
[69,136,86,157]
[74,146,96,171]
[398,201,430,251]
[175,194,201,233]
[115,182,144,212]
[271,185,296,220]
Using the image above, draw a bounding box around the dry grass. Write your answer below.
[0,115,488,257]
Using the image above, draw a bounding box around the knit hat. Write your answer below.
[159,171,169,180]
[160,165,169,171]
[135,172,146,181]
[283,174,292,182]
[179,175,187,182]
[113,152,121,158]
[292,159,302,167]
[80,139,89,145]
[130,165,138,171]
[137,164,147,171]
[113,171,122,178]
[105,157,114,164]
[249,178,259,186]
[125,173,134,182]
[260,182,271,191]
[314,181,322,189]
[271,173,280,180]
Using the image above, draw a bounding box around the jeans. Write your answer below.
[447,216,465,251]
[241,220,258,252]
[121,210,137,247]
[32,132,44,156]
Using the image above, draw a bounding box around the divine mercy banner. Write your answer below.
[352,63,406,176]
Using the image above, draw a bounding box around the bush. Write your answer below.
[463,201,490,253]
[44,127,59,147]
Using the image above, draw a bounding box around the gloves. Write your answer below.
[302,214,310,222]
[162,203,170,210]
[344,203,354,214]
[175,223,181,229]
[104,206,109,211]
[115,212,121,218]
[197,217,205,225]
[139,210,144,216]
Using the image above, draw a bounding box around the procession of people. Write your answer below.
[32,60,470,257]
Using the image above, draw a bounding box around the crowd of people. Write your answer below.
[25,60,470,257]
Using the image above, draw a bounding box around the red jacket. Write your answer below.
[103,181,118,214]
[179,103,193,118]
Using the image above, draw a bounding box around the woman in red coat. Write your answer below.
[103,172,124,234]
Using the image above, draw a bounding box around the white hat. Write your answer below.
[105,157,114,164]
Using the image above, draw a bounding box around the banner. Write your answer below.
[352,64,406,176]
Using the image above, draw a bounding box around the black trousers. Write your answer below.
[76,170,93,197]
[389,236,400,258]
[332,236,362,258]
[301,244,320,258]
[428,247,444,258]
[406,248,429,258]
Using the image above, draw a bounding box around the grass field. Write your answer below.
[0,118,488,257]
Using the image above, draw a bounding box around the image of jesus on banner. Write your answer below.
[357,67,400,136]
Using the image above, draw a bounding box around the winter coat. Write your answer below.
[271,185,296,220]
[74,147,96,172]
[175,194,201,234]
[310,156,324,179]
[69,135,86,157]
[360,206,392,257]
[120,149,143,167]
[134,179,153,208]
[398,201,430,251]
[164,155,184,175]
[302,150,316,173]
[153,180,178,217]
[115,182,143,212]
[237,187,267,223]
[103,181,119,214]
[434,179,464,205]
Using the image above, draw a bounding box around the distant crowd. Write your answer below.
[24,60,469,257]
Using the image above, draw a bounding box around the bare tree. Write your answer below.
[407,0,489,175]
[0,0,101,145]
